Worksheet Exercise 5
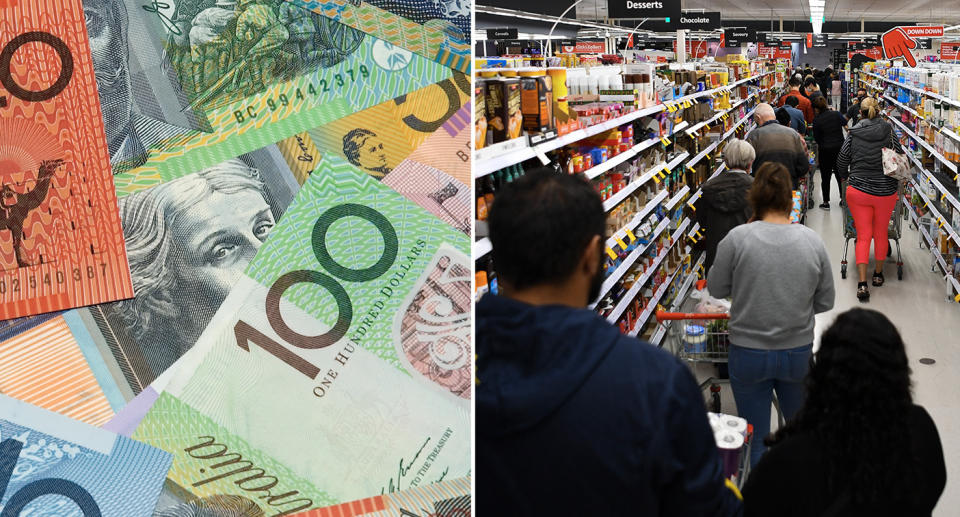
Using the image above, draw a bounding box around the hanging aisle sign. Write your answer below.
[724,28,755,47]
[607,0,682,20]
[881,26,943,66]
[677,12,721,31]
[486,28,518,40]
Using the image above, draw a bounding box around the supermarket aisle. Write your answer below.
[805,184,960,516]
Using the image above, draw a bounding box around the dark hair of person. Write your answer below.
[748,162,792,218]
[784,95,799,108]
[789,76,802,87]
[488,167,605,291]
[803,77,818,89]
[812,95,829,113]
[775,107,792,127]
[767,308,914,504]
[857,87,867,94]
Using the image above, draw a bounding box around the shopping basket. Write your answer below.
[839,180,905,280]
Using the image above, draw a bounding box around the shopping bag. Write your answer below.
[882,147,912,182]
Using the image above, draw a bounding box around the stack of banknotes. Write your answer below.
[0,0,471,514]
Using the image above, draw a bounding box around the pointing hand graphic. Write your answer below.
[882,28,918,67]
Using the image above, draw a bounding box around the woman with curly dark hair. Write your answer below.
[742,309,946,516]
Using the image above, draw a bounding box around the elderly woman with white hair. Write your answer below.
[693,139,755,273]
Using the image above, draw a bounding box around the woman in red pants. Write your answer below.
[837,98,905,302]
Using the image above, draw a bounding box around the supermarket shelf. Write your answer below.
[474,237,492,260]
[665,185,691,211]
[605,190,669,250]
[910,178,960,245]
[906,201,957,292]
[865,71,960,109]
[593,216,673,310]
[475,72,772,177]
[671,120,690,135]
[604,157,669,212]
[584,140,654,180]
[886,114,958,174]
[475,104,667,177]
[625,219,694,335]
[684,92,758,137]
[723,107,757,140]
[905,151,960,214]
[651,252,706,346]
[607,217,691,324]
[883,94,923,120]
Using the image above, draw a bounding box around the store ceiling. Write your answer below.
[574,0,960,23]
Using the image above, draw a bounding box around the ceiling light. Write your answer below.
[809,0,825,6]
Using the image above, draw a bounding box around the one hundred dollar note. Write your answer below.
[288,477,470,517]
[0,394,171,516]
[133,154,471,505]
[82,0,453,194]
[285,0,470,73]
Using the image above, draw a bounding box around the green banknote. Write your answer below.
[85,0,451,195]
[286,0,471,73]
[134,155,471,507]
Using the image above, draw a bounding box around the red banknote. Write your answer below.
[0,0,133,318]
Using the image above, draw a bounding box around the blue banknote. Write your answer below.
[0,395,171,516]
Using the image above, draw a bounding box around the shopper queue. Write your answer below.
[477,78,946,513]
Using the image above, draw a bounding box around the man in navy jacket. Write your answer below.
[476,168,743,516]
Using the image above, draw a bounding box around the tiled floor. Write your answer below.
[691,175,960,514]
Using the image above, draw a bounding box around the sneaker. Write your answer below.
[819,202,831,210]
[857,282,870,302]
[872,271,884,287]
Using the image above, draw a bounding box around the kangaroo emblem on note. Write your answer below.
[0,159,60,268]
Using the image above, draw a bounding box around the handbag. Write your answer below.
[882,147,912,182]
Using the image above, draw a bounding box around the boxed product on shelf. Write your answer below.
[520,73,555,134]
[476,80,487,150]
[485,78,523,143]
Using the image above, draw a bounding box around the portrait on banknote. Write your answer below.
[154,493,264,517]
[84,148,301,388]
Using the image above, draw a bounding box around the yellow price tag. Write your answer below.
[658,171,667,180]
[687,164,695,171]
[616,236,628,250]
[664,166,672,174]
[937,218,945,228]
[626,229,637,242]
[606,247,618,260]
[688,235,698,243]
[706,153,711,160]
[696,230,704,239]
[688,202,697,211]
[653,175,661,184]
[661,136,671,146]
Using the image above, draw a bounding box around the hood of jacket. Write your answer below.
[476,294,621,436]
[702,171,752,214]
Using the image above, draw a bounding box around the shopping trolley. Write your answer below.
[839,180,905,280]
[656,311,769,488]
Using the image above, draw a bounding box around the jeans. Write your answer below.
[831,94,841,110]
[846,186,898,265]
[729,343,812,468]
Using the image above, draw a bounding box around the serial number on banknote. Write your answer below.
[0,264,109,295]
[233,68,372,125]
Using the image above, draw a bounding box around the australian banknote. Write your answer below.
[0,394,171,516]
[84,0,453,194]
[0,0,134,319]
[286,0,471,73]
[132,155,471,509]
[289,477,470,517]
[279,75,471,232]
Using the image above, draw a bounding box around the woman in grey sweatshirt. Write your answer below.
[707,162,836,468]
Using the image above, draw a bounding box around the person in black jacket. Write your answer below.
[811,95,847,209]
[696,138,754,273]
[477,168,742,516]
[743,308,945,516]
